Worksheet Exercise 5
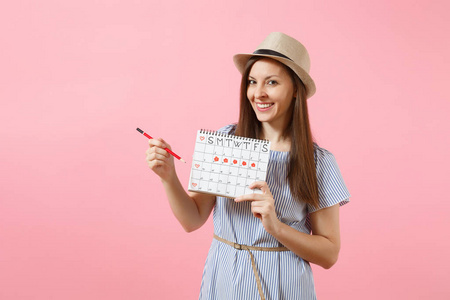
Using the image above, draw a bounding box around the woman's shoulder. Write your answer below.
[216,123,237,135]
[312,143,339,166]
[313,143,333,157]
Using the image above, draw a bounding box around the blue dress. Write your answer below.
[199,124,350,299]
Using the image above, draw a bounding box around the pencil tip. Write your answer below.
[180,158,187,163]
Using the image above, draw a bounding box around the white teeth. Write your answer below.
[256,103,273,108]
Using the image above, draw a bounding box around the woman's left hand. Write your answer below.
[234,181,282,235]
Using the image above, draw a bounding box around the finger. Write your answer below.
[147,142,172,159]
[248,181,272,195]
[148,146,171,157]
[147,157,170,168]
[251,202,275,219]
[248,202,264,218]
[253,212,262,220]
[234,193,265,202]
[252,200,273,211]
[248,181,267,190]
[146,152,171,162]
[157,138,172,150]
[148,138,170,150]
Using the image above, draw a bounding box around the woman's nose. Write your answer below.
[254,84,267,99]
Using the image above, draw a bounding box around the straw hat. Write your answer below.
[233,32,316,99]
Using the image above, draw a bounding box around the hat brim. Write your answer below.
[233,53,316,99]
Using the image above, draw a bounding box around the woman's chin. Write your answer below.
[255,115,267,122]
[254,112,274,123]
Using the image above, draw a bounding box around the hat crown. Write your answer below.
[255,32,311,73]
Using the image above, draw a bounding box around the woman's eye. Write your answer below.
[248,79,256,85]
[267,80,278,85]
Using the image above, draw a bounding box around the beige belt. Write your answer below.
[213,234,289,300]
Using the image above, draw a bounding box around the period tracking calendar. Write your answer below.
[188,129,271,198]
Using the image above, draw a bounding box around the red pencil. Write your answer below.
[137,128,186,163]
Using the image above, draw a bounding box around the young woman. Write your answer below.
[146,32,350,300]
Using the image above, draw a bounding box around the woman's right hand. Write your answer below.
[145,138,176,182]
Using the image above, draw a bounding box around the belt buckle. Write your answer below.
[234,243,242,250]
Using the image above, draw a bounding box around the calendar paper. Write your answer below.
[188,129,271,198]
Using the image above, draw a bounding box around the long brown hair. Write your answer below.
[235,57,319,208]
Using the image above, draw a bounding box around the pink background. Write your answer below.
[1,0,449,299]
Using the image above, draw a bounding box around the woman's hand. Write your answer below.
[145,138,176,182]
[234,181,282,235]
[236,182,341,269]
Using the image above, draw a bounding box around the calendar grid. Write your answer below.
[188,129,271,198]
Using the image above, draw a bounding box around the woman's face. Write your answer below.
[247,58,296,129]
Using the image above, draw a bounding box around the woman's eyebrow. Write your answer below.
[248,75,281,80]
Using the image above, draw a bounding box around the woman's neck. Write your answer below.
[260,123,291,152]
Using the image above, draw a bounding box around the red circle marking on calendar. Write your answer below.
[214,156,219,162]
[251,163,256,167]
[242,161,247,166]
[224,158,228,163]
[233,160,238,164]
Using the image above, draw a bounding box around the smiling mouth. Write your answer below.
[256,103,274,109]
